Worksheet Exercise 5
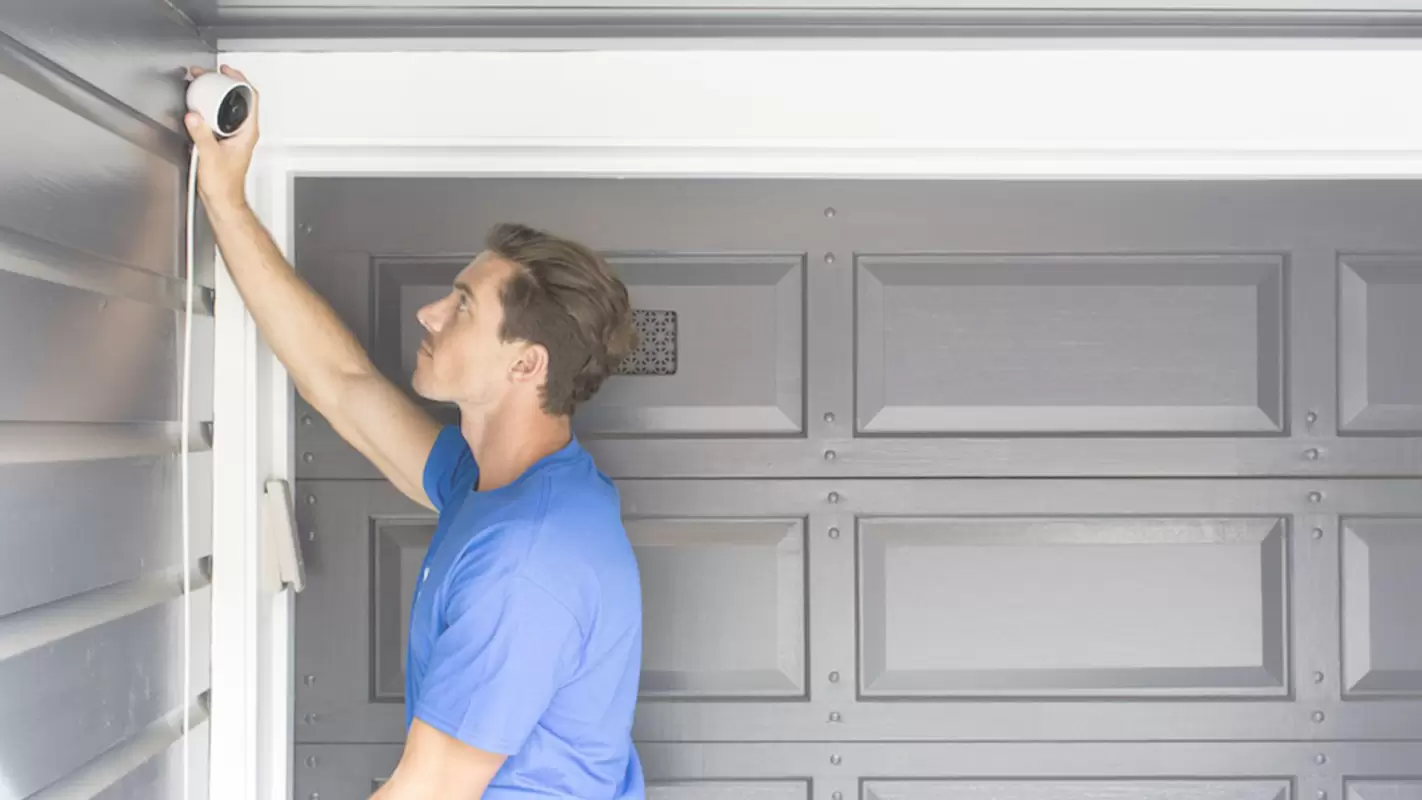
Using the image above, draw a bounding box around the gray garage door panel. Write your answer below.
[290,178,1422,795]
[856,253,1284,435]
[294,476,1422,744]
[632,517,807,699]
[1340,517,1422,697]
[293,179,1422,479]
[857,516,1288,698]
[360,251,806,437]
[1339,254,1422,434]
[294,741,1422,800]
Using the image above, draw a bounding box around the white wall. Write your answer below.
[211,44,1422,800]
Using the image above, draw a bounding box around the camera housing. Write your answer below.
[186,72,253,138]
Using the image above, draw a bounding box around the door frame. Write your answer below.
[207,44,1422,800]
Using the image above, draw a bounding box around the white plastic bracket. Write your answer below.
[261,478,306,594]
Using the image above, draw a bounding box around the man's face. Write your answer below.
[411,252,521,406]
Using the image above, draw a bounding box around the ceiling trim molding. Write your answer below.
[200,7,1422,42]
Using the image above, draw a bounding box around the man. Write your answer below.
[185,66,646,799]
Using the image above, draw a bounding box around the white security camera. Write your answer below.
[186,71,253,138]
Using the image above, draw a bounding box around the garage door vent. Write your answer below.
[618,309,678,376]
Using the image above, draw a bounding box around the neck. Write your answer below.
[457,398,572,492]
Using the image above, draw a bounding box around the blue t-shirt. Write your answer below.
[406,425,645,799]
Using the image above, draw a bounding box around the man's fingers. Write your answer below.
[184,112,218,150]
[220,65,251,84]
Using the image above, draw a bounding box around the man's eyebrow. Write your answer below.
[454,281,474,299]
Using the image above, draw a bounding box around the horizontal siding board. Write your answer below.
[0,585,211,798]
[0,269,213,424]
[0,422,202,465]
[0,453,212,618]
[29,710,208,800]
[0,1,211,134]
[0,73,181,280]
[0,223,202,313]
[88,717,209,800]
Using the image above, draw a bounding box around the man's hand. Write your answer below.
[371,719,507,800]
[184,65,259,212]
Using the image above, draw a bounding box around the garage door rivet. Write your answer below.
[306,530,316,542]
[828,527,840,539]
[1305,448,1320,461]
[307,495,317,505]
[833,794,844,800]
[1314,754,1327,765]
[830,754,842,766]
[1312,711,1325,722]
[304,452,315,463]
[1313,671,1325,683]
[1306,411,1318,424]
[304,674,316,686]
[310,794,320,800]
[824,412,836,423]
[829,671,840,683]
[827,492,840,504]
[824,450,836,461]
[824,252,836,264]
[303,713,318,724]
[306,756,318,768]
[302,415,313,425]
[1308,492,1322,504]
[1312,528,1324,540]
[1317,792,1327,800]
[824,207,836,218]
[829,711,841,722]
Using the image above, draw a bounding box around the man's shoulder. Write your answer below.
[523,463,639,621]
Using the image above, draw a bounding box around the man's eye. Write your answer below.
[456,296,468,312]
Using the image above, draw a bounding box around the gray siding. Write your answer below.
[0,4,215,799]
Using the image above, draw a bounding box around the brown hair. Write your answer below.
[486,222,638,416]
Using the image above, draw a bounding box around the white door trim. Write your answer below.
[208,44,1422,800]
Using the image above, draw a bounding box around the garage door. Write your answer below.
[289,178,1422,799]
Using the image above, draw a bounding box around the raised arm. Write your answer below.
[186,66,440,510]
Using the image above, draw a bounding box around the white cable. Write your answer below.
[181,145,199,800]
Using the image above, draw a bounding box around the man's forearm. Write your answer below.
[205,198,375,409]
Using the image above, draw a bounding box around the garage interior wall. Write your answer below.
[0,3,216,799]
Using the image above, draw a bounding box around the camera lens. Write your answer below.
[217,87,250,135]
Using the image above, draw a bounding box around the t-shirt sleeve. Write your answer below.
[412,572,583,755]
[422,424,478,512]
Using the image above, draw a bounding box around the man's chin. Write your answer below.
[409,373,436,401]
[411,380,457,406]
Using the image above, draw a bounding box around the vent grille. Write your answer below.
[618,309,678,376]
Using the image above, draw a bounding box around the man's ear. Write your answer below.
[509,342,549,385]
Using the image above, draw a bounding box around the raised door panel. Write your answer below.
[1339,255,1422,434]
[858,516,1288,698]
[855,254,1284,435]
[1341,518,1422,697]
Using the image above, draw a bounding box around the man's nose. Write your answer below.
[416,300,440,332]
